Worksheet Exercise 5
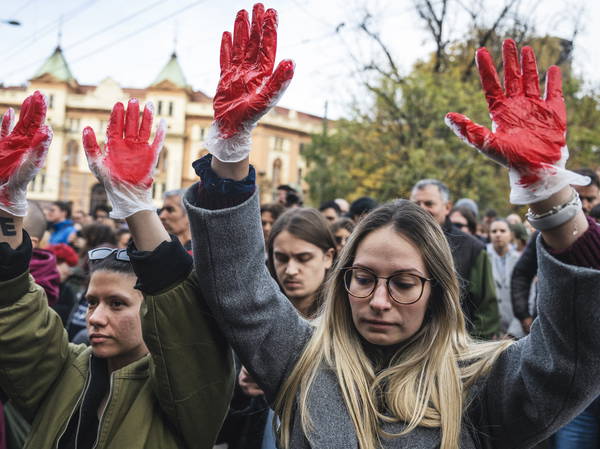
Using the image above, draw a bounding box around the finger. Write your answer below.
[125,98,140,139]
[231,9,250,66]
[245,3,265,65]
[475,48,504,108]
[445,112,494,154]
[107,102,125,139]
[261,59,295,106]
[150,119,167,166]
[26,124,53,169]
[502,39,523,97]
[521,46,540,98]
[139,102,154,142]
[258,8,278,75]
[82,126,102,160]
[13,95,32,135]
[1,108,14,137]
[545,65,563,101]
[220,31,233,75]
[15,91,47,137]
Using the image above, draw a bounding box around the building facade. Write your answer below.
[0,47,323,212]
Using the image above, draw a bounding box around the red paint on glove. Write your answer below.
[83,99,164,189]
[213,3,295,139]
[0,91,51,208]
[446,39,566,187]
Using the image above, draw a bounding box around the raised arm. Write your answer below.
[82,100,234,448]
[447,39,600,447]
[0,92,75,420]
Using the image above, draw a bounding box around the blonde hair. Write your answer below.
[274,199,512,449]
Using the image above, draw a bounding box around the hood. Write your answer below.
[30,249,61,306]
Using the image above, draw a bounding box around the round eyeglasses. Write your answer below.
[342,266,433,305]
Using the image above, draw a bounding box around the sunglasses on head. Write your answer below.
[88,247,130,262]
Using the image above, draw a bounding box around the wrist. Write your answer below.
[0,210,23,249]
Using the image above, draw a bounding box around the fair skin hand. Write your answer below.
[272,230,333,318]
[86,270,148,373]
[238,366,265,397]
[348,225,432,346]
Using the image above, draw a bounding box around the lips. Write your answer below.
[283,280,302,289]
[363,319,395,327]
[89,334,112,344]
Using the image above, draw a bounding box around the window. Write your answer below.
[157,101,163,115]
[297,167,303,185]
[65,140,78,167]
[156,147,168,173]
[168,101,174,117]
[48,94,54,109]
[68,118,80,132]
[272,158,282,188]
[273,137,284,152]
[90,183,108,213]
[199,127,205,140]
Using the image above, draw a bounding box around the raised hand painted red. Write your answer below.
[83,99,164,189]
[214,3,295,138]
[446,39,567,187]
[0,91,52,210]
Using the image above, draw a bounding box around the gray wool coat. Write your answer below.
[185,188,600,449]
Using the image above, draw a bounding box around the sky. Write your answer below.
[1,0,598,119]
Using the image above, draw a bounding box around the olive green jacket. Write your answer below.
[0,269,234,449]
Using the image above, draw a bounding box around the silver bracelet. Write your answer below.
[526,189,581,231]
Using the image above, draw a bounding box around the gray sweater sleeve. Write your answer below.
[475,235,600,448]
[184,187,312,404]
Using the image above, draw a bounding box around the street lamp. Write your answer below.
[1,20,21,26]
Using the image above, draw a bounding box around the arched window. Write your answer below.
[65,140,78,167]
[272,158,282,188]
[89,183,108,213]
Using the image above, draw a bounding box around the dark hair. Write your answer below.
[574,168,600,189]
[330,217,355,235]
[285,191,303,208]
[349,197,378,221]
[89,252,135,276]
[319,200,341,215]
[449,205,477,235]
[81,224,117,252]
[277,184,297,193]
[267,208,337,314]
[53,201,72,219]
[93,204,111,219]
[590,204,600,220]
[261,202,285,220]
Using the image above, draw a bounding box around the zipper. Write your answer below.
[55,357,93,449]
[91,371,115,449]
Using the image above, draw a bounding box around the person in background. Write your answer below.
[116,228,131,249]
[260,202,284,244]
[329,217,355,252]
[506,213,522,225]
[24,200,60,307]
[348,196,378,223]
[276,184,296,206]
[72,209,92,229]
[510,222,530,254]
[455,197,479,218]
[590,204,600,223]
[47,243,82,326]
[573,168,600,215]
[487,219,523,338]
[46,200,76,244]
[318,200,341,223]
[449,205,478,236]
[159,189,192,251]
[411,179,501,339]
[334,198,350,215]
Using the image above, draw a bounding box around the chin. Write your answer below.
[361,331,405,346]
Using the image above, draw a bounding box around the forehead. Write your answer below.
[411,185,444,202]
[576,184,599,196]
[273,230,322,254]
[491,221,509,231]
[162,195,183,209]
[354,226,427,275]
[87,270,139,300]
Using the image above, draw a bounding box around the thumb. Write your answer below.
[1,108,14,138]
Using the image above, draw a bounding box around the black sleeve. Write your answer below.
[0,231,32,282]
[510,232,538,320]
[127,236,193,295]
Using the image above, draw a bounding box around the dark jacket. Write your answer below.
[511,232,539,321]
[442,219,501,338]
[186,188,600,449]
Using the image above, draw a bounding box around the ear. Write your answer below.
[30,236,40,248]
[444,201,453,217]
[323,247,335,269]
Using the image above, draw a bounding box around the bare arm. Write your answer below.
[125,210,170,252]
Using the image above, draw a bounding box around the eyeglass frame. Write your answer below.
[88,247,130,262]
[340,266,433,305]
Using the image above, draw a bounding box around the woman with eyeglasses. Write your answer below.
[0,93,232,449]
[183,7,600,449]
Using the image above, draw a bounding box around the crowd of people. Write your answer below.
[1,3,600,449]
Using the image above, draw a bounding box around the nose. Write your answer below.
[285,259,299,276]
[369,279,392,312]
[88,303,108,328]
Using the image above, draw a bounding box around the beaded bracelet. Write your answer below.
[526,189,582,231]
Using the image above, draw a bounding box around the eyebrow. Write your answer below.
[352,263,427,277]
[274,251,315,258]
